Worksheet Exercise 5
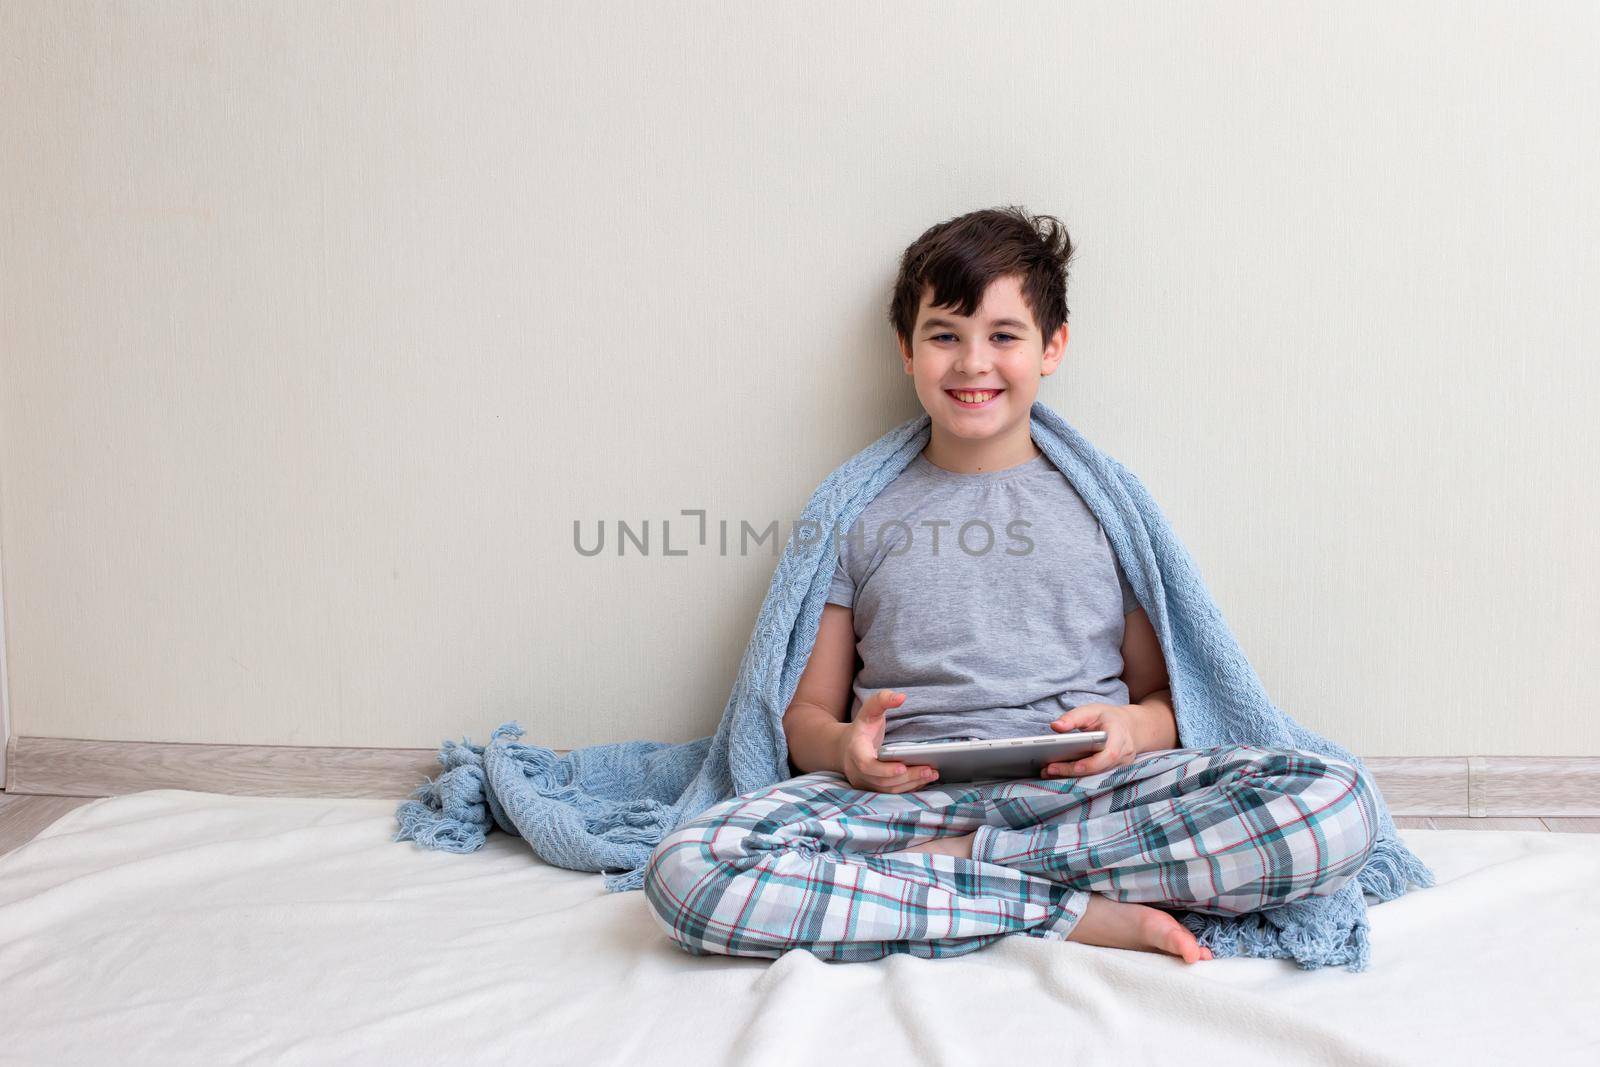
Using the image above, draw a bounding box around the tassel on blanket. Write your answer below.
[1176,832,1438,972]
[1181,882,1372,971]
[1358,833,1439,902]
[392,725,520,852]
[396,720,702,891]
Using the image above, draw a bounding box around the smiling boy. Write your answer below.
[822,264,1178,771]
[643,207,1379,966]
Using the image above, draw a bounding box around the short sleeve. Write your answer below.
[825,558,855,609]
[1114,552,1139,616]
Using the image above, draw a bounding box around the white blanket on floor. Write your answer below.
[1,790,1595,1067]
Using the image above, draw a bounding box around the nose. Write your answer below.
[953,343,994,376]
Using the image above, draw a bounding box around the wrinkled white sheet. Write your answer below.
[0,790,1596,1066]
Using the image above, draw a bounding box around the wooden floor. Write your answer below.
[0,791,1597,860]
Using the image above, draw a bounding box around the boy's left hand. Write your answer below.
[1041,703,1140,778]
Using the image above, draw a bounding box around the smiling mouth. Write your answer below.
[945,388,1003,407]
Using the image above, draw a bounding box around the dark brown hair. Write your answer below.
[888,206,1075,348]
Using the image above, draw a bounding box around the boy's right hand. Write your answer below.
[836,689,940,793]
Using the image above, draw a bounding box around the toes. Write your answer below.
[1148,912,1205,962]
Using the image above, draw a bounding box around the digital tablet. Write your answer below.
[876,731,1108,784]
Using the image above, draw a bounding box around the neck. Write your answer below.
[921,423,1041,474]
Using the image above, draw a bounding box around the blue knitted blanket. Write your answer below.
[394,399,1435,971]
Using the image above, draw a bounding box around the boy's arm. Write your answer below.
[782,603,857,774]
[1120,606,1178,751]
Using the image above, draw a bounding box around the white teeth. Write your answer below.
[952,390,997,403]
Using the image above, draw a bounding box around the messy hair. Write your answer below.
[888,206,1075,348]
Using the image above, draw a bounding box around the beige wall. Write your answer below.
[1,1,1595,760]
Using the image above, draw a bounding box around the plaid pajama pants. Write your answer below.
[642,743,1381,961]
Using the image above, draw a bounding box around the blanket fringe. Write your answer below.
[1357,831,1438,901]
[396,722,689,881]
[1177,827,1436,973]
[1180,884,1372,972]
[390,731,501,853]
[602,867,649,893]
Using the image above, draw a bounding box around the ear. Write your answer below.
[898,335,914,375]
[1040,322,1068,375]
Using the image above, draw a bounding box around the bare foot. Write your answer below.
[1067,893,1214,964]
[889,830,977,859]
[885,840,1213,964]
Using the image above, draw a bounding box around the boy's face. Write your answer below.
[898,273,1067,444]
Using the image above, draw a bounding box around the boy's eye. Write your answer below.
[931,333,1018,343]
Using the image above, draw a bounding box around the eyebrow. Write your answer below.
[921,317,1030,332]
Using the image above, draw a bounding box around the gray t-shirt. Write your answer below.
[825,449,1140,744]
